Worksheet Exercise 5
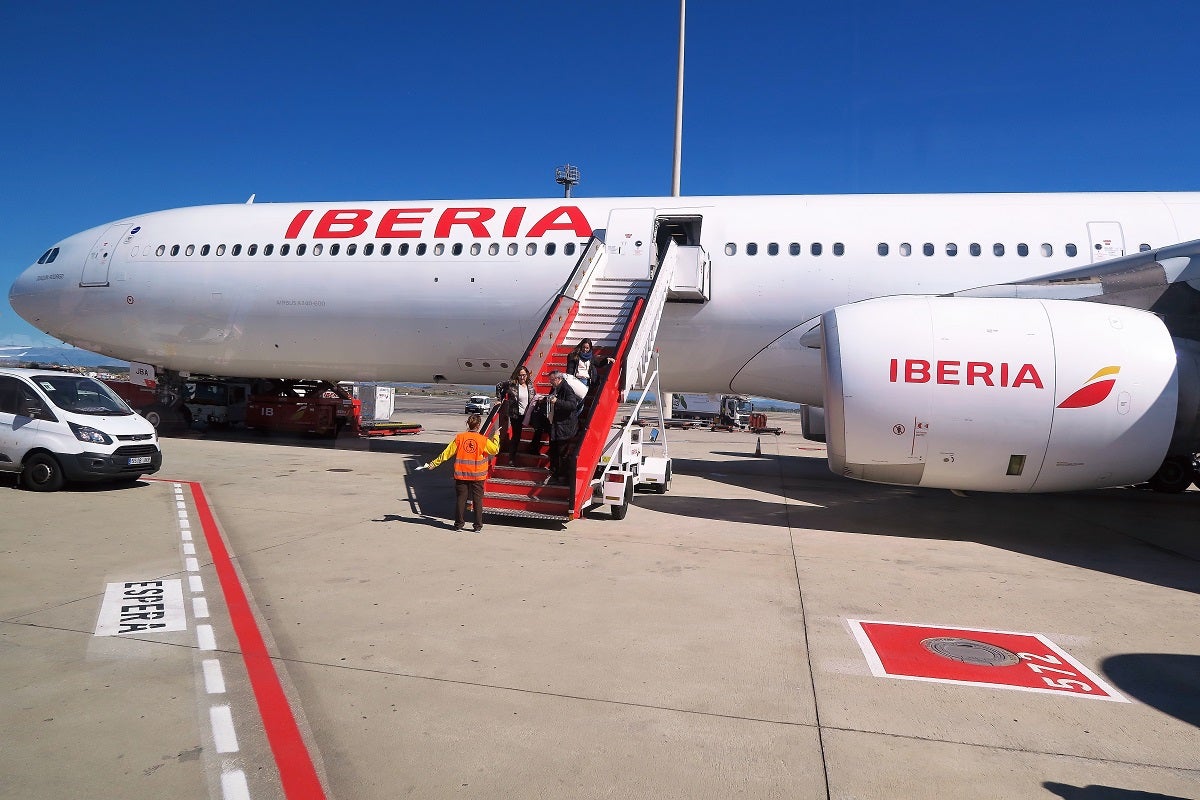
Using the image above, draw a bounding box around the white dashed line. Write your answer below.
[202,659,227,694]
[193,597,210,619]
[220,769,251,800]
[210,705,239,753]
[183,543,196,555]
[186,557,200,572]
[189,575,204,593]
[197,624,216,650]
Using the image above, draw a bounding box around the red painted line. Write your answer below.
[186,481,327,799]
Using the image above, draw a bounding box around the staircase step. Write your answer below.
[480,506,572,522]
[483,495,571,516]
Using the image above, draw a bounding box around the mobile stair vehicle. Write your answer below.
[480,213,710,522]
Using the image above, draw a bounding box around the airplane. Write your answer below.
[9,192,1200,494]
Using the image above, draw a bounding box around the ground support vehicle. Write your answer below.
[244,379,361,437]
[747,412,783,436]
[2,368,161,491]
[184,379,252,427]
[358,421,423,436]
[670,393,754,428]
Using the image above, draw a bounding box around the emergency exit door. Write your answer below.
[1087,221,1125,263]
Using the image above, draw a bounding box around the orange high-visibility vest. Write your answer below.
[453,431,491,481]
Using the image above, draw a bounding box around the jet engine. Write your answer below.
[821,296,1200,492]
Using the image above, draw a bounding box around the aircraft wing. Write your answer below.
[951,239,1200,340]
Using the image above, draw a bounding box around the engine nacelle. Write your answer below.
[821,296,1186,492]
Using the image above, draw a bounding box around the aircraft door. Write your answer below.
[80,223,132,287]
[603,208,657,279]
[1087,221,1125,263]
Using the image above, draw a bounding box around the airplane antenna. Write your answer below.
[555,164,580,198]
[671,0,685,197]
[245,194,256,204]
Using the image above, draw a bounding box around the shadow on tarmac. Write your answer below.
[1044,782,1190,799]
[1101,654,1200,729]
[634,455,1200,596]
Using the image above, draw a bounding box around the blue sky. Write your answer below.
[3,0,1199,345]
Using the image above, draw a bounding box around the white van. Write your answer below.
[0,367,162,491]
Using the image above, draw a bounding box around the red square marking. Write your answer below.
[849,620,1126,701]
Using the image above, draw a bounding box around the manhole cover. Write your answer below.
[920,637,1019,667]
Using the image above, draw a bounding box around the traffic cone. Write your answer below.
[755,436,761,457]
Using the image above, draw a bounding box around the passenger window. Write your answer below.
[970,243,981,256]
[248,244,259,256]
[185,244,195,256]
[1017,243,1029,257]
[1040,243,1052,257]
[993,243,1005,256]
[489,243,500,256]
[923,243,934,256]
[363,243,374,256]
[899,243,911,257]
[380,243,391,255]
[833,242,844,256]
[232,244,242,256]
[1066,243,1078,257]
[171,245,180,256]
[564,242,575,256]
[811,243,822,256]
[279,244,290,256]
[434,243,445,256]
[416,243,427,256]
[877,243,889,257]
[525,243,537,256]
[789,243,801,256]
[946,243,958,256]
[156,245,166,257]
[767,243,779,256]
[296,244,306,256]
[746,243,758,256]
[329,243,339,256]
[470,243,481,256]
[200,244,210,256]
[545,242,556,256]
[263,244,274,256]
[400,243,410,256]
[313,243,323,256]
[507,243,518,256]
[725,243,736,256]
[216,244,226,256]
[346,243,356,256]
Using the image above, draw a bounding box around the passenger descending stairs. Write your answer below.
[481,232,683,522]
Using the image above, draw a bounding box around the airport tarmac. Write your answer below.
[2,395,1199,799]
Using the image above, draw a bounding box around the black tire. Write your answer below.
[22,452,64,492]
[1148,456,1192,494]
[648,462,672,494]
[143,406,164,430]
[611,480,632,520]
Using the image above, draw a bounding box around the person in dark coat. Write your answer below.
[528,371,579,484]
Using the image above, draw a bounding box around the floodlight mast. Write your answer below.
[671,0,685,197]
[555,164,580,198]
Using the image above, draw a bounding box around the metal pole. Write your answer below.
[671,0,685,197]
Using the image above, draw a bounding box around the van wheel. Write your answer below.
[22,453,64,492]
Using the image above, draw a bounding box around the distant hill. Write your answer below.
[0,346,128,370]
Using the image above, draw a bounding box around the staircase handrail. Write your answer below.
[568,295,647,517]
[621,241,680,396]
[595,358,664,488]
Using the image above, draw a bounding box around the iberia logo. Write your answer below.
[1057,366,1120,409]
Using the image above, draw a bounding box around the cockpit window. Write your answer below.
[37,247,60,264]
[32,375,133,416]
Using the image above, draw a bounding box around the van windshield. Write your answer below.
[33,375,135,416]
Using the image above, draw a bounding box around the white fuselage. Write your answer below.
[11,193,1200,405]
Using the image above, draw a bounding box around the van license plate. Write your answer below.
[128,456,152,465]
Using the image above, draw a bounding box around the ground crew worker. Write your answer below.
[415,413,499,532]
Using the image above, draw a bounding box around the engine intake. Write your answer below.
[821,296,1190,492]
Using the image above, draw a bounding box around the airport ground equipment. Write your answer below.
[671,393,754,428]
[244,379,361,437]
[481,221,702,522]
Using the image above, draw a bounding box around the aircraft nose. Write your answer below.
[9,244,72,332]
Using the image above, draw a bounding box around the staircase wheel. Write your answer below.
[611,480,633,520]
[649,462,671,494]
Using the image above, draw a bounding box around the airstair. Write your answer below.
[482,222,703,522]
